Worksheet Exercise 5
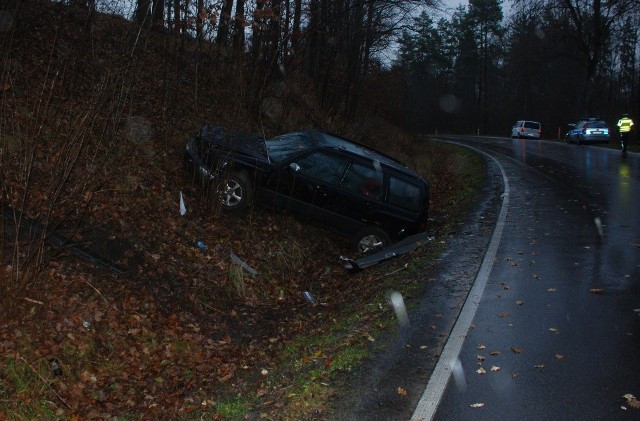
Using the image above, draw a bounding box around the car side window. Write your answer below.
[296,151,349,185]
[342,163,384,200]
[388,177,421,212]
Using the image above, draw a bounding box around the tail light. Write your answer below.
[521,127,525,132]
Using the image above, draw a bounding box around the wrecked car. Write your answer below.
[185,124,429,253]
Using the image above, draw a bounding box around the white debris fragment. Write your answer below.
[180,191,187,216]
[594,217,603,237]
[390,291,409,328]
[452,358,467,391]
[230,251,258,276]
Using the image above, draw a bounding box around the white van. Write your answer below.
[511,120,541,139]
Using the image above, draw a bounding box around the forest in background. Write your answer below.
[34,0,640,138]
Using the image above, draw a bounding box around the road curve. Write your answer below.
[427,137,640,421]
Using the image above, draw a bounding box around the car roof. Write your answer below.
[577,118,606,124]
[577,117,604,122]
[307,130,421,177]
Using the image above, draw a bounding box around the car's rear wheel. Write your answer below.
[352,227,391,254]
[217,170,253,211]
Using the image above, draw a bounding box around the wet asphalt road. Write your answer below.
[328,137,640,421]
[423,137,640,421]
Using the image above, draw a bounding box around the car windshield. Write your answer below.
[264,133,314,163]
[524,121,540,129]
[587,121,607,128]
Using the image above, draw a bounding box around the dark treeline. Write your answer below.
[52,0,640,137]
[396,0,640,136]
[74,0,438,125]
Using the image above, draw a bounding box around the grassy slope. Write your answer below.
[0,2,486,420]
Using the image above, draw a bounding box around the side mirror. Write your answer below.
[289,163,300,173]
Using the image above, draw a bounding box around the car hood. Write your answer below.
[199,124,267,159]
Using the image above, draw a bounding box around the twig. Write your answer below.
[23,297,44,305]
[193,297,226,315]
[371,263,409,282]
[19,356,71,410]
[82,278,117,311]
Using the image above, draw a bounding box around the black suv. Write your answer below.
[185,124,429,253]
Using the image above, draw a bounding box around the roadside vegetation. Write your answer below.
[0,2,487,420]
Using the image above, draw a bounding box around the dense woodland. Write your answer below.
[43,0,640,138]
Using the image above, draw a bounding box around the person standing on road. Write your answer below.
[617,113,634,152]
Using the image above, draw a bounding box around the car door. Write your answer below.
[328,162,425,239]
[262,149,350,224]
[324,159,386,235]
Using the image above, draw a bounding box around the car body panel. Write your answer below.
[185,124,429,246]
[511,120,541,139]
[566,119,610,144]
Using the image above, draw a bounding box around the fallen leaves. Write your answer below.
[397,387,407,397]
[470,403,485,408]
[511,347,524,354]
[589,288,605,294]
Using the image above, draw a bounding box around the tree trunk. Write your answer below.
[217,0,234,45]
[233,0,246,53]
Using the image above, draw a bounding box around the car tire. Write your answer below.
[217,170,253,211]
[352,227,391,254]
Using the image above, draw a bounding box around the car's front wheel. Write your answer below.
[352,227,391,254]
[217,170,253,211]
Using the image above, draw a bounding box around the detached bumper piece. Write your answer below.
[342,231,432,272]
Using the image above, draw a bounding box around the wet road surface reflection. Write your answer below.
[433,138,640,421]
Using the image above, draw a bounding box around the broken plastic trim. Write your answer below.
[341,231,433,272]
[230,251,258,276]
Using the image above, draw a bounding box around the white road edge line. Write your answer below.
[411,144,510,421]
